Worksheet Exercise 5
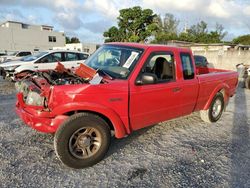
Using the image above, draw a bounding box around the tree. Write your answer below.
[103,26,124,42]
[188,21,208,36]
[70,37,80,43]
[232,34,250,45]
[162,13,180,34]
[65,36,71,44]
[179,21,227,43]
[65,36,80,44]
[103,6,157,42]
[152,13,179,43]
[215,23,227,40]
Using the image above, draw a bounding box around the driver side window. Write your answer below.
[38,52,62,63]
[141,52,175,82]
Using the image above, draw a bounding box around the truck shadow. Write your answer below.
[106,125,155,158]
[106,112,202,159]
[230,88,250,187]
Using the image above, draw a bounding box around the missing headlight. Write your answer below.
[25,91,44,106]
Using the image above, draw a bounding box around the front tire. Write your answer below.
[200,92,224,123]
[54,113,111,169]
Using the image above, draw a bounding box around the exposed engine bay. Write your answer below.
[15,63,102,107]
[15,62,98,85]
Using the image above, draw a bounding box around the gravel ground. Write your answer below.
[0,77,249,188]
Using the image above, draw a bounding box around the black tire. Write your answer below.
[245,77,250,89]
[54,113,111,169]
[200,92,224,123]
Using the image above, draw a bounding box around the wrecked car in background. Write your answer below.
[0,50,89,80]
[15,43,238,169]
[0,51,32,63]
[194,55,209,68]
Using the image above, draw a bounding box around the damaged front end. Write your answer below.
[15,80,45,106]
[15,63,101,133]
[15,63,100,105]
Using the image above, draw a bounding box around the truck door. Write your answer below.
[129,51,183,131]
[178,52,199,115]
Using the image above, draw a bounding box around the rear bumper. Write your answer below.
[15,93,68,133]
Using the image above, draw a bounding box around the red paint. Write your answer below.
[16,43,238,138]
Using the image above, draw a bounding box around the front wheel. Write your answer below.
[200,92,224,123]
[54,113,111,169]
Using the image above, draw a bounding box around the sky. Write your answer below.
[0,0,250,43]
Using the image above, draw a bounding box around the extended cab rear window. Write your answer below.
[180,53,195,80]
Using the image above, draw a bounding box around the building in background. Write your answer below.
[53,43,100,54]
[0,21,65,52]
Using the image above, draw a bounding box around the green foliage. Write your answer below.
[183,21,227,43]
[65,36,71,44]
[232,34,250,45]
[103,26,124,42]
[103,6,228,44]
[152,14,179,43]
[103,6,157,43]
[70,37,80,43]
[171,21,226,44]
[152,16,227,44]
[66,36,80,44]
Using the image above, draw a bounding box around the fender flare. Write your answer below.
[203,83,230,110]
[51,102,128,138]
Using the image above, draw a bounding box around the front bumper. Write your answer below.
[15,93,68,133]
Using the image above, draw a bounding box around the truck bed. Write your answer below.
[196,67,233,75]
[195,67,238,111]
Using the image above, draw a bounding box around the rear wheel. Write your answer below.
[200,92,224,123]
[54,113,111,169]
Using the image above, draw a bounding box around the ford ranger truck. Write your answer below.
[15,43,238,169]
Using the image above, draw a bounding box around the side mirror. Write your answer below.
[136,73,158,85]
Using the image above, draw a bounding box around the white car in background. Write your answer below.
[0,50,89,80]
[0,51,32,63]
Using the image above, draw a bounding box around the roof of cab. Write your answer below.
[106,42,191,53]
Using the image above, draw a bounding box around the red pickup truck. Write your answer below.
[15,43,238,169]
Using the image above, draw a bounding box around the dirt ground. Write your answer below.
[0,77,249,188]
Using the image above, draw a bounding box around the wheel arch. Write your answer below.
[52,102,129,139]
[203,83,229,110]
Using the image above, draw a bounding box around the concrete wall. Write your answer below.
[53,43,99,54]
[0,23,65,52]
[193,50,250,71]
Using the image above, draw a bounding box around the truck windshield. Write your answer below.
[84,45,143,79]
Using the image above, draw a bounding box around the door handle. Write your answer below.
[34,66,38,68]
[172,87,181,92]
[77,62,81,65]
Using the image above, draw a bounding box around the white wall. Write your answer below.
[0,23,65,52]
[193,50,250,70]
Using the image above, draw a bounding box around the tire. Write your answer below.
[200,92,224,123]
[245,77,250,89]
[54,113,111,169]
